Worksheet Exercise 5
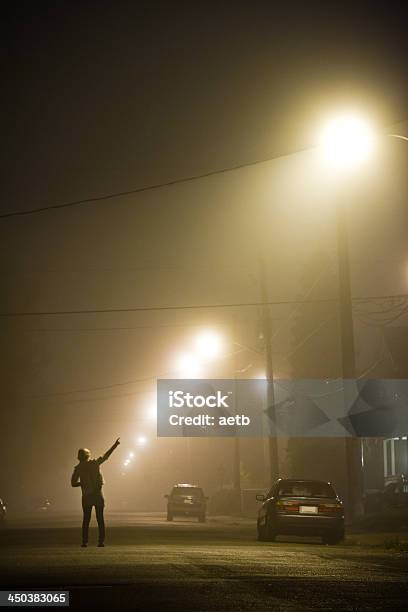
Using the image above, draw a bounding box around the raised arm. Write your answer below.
[71,466,81,487]
[98,438,120,464]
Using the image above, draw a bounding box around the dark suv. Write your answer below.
[256,478,344,544]
[165,484,207,522]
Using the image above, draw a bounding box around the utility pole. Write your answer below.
[233,436,241,510]
[336,202,364,520]
[232,317,242,513]
[259,258,279,484]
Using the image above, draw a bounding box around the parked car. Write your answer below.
[29,497,52,512]
[256,478,344,544]
[165,484,208,522]
[0,498,6,523]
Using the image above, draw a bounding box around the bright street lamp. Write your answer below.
[175,352,202,378]
[319,113,376,169]
[318,112,407,519]
[145,404,157,422]
[194,330,223,360]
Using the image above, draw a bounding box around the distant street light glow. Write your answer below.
[146,404,157,422]
[176,352,201,378]
[319,113,376,169]
[195,330,223,359]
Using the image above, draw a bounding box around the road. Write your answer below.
[0,513,407,610]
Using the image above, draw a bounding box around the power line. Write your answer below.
[10,322,230,333]
[21,299,383,404]
[270,261,335,342]
[27,374,158,399]
[0,297,338,317]
[24,347,247,399]
[8,318,286,333]
[22,295,377,402]
[0,150,300,219]
[354,297,407,315]
[2,257,405,279]
[284,313,337,360]
[0,263,256,276]
[2,122,406,220]
[64,389,155,405]
[356,304,408,327]
[355,293,408,303]
[1,293,407,318]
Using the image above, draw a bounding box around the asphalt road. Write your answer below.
[0,513,407,610]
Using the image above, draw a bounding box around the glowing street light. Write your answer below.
[315,109,408,519]
[195,330,223,360]
[319,113,376,169]
[145,404,157,422]
[175,352,201,378]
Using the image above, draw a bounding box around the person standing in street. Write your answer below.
[71,438,120,547]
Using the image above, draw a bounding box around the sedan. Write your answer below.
[256,478,344,544]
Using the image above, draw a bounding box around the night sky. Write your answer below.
[1,1,407,509]
[3,1,408,210]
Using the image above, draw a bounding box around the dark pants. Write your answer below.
[82,494,105,544]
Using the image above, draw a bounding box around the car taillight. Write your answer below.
[276,500,299,513]
[319,502,343,513]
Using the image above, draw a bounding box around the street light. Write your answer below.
[317,113,407,519]
[175,352,202,378]
[319,113,369,519]
[319,113,376,169]
[145,403,157,422]
[195,330,223,360]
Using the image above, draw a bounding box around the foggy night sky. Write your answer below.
[1,2,408,508]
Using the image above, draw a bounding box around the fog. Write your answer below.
[1,3,407,516]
